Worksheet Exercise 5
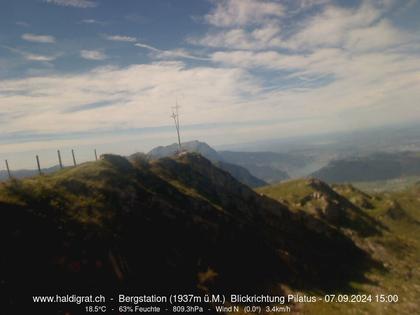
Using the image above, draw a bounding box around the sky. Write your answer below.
[0,0,420,168]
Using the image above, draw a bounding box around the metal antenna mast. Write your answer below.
[171,100,182,152]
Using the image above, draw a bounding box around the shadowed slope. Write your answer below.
[0,153,375,313]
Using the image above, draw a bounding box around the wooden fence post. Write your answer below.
[36,155,42,175]
[5,160,11,179]
[57,150,63,169]
[72,149,77,167]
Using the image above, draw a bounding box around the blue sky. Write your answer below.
[0,0,420,168]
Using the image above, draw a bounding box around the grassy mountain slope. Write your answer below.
[257,179,382,236]
[349,176,420,193]
[258,179,420,315]
[1,153,373,314]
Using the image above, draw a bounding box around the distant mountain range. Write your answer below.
[220,124,420,179]
[218,150,308,181]
[148,141,267,187]
[4,136,420,189]
[149,140,221,161]
[148,140,295,185]
[311,152,420,183]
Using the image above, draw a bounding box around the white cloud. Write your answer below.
[1,47,419,151]
[282,1,392,50]
[345,19,409,52]
[205,0,284,27]
[294,0,331,9]
[205,0,420,133]
[81,19,96,23]
[1,46,57,62]
[80,50,107,60]
[191,23,282,50]
[45,0,97,8]
[22,33,56,44]
[105,35,137,42]
[0,62,260,138]
[195,0,411,53]
[80,19,105,25]
[25,54,57,62]
[134,42,209,61]
[16,21,30,27]
[210,46,420,129]
[134,43,161,52]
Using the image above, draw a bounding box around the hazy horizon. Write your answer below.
[1,120,418,170]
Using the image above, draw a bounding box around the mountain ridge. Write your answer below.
[311,152,420,183]
[1,152,372,310]
[2,152,419,314]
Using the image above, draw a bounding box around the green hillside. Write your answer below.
[1,153,374,314]
[258,179,420,315]
[2,153,418,314]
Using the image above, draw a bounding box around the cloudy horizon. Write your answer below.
[1,0,420,168]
